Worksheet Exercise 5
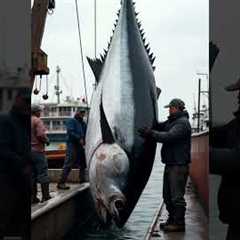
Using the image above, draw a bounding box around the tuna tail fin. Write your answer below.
[156,87,161,99]
[87,57,103,83]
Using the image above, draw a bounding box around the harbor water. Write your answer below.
[68,144,164,240]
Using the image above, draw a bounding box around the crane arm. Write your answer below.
[31,0,55,84]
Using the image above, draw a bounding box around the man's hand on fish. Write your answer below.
[80,138,85,146]
[138,127,153,138]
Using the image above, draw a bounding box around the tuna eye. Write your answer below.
[115,199,125,211]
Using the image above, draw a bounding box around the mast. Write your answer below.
[197,78,201,132]
[54,66,62,104]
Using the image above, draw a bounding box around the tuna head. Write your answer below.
[89,143,129,227]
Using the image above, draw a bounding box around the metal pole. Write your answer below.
[197,78,201,132]
[56,66,60,104]
[209,75,212,130]
[75,0,89,106]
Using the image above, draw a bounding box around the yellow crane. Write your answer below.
[31,0,55,89]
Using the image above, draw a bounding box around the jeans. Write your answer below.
[32,151,50,184]
[163,165,189,224]
[60,142,86,183]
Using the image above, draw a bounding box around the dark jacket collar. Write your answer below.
[168,110,189,121]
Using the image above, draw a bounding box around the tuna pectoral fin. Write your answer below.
[156,87,161,99]
[87,57,103,83]
[100,102,115,144]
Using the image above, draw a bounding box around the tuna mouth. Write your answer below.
[95,193,126,227]
[96,197,112,227]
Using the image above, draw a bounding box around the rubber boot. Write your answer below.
[160,205,174,229]
[163,207,185,232]
[31,182,40,204]
[41,183,52,202]
[159,217,174,229]
[162,223,185,232]
[174,207,186,225]
[57,169,71,190]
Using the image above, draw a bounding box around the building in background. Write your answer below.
[0,66,30,113]
[191,104,209,133]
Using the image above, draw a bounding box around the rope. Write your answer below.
[94,0,97,58]
[37,76,42,92]
[74,0,89,109]
[45,75,48,95]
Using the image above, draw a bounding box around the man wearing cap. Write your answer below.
[0,88,31,239]
[139,98,191,232]
[31,104,51,203]
[57,109,87,189]
[210,78,240,240]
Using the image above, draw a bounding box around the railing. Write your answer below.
[190,131,209,214]
[51,126,66,131]
[58,111,72,116]
[42,112,72,117]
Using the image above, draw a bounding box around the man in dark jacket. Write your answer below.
[210,78,240,240]
[57,110,87,189]
[139,98,191,232]
[0,88,31,239]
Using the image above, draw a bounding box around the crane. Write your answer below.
[31,0,55,89]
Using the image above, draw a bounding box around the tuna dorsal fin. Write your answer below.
[156,87,161,99]
[130,1,156,71]
[87,57,103,83]
[100,101,115,144]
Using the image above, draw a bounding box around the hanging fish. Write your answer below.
[86,0,160,227]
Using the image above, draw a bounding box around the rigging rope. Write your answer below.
[74,0,89,109]
[94,0,97,58]
[33,76,42,94]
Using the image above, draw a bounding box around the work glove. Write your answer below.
[138,127,153,138]
[80,138,85,146]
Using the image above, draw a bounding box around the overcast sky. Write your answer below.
[32,0,208,120]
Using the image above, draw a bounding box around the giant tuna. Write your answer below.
[85,0,160,228]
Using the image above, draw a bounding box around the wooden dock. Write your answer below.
[145,181,208,240]
[31,183,96,240]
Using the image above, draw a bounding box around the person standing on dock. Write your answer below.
[57,109,87,190]
[31,104,52,203]
[139,98,191,232]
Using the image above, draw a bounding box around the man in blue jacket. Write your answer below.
[139,98,191,232]
[57,110,87,190]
